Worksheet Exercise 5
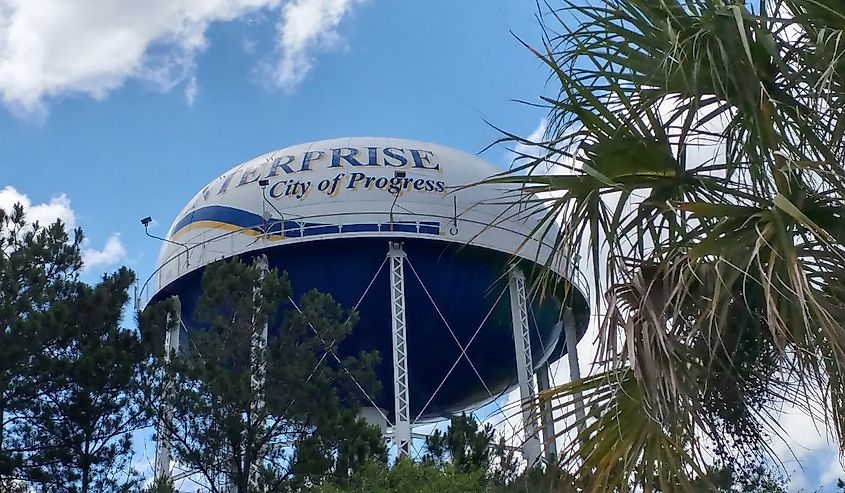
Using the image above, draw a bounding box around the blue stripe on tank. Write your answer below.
[170,206,441,239]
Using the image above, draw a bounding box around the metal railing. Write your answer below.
[135,210,590,312]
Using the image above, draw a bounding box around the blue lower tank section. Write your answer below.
[151,236,588,420]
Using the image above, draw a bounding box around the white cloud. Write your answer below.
[0,185,76,228]
[184,75,198,105]
[242,38,258,55]
[819,453,845,489]
[766,404,845,491]
[0,186,125,271]
[772,406,831,459]
[82,233,126,271]
[510,118,548,162]
[271,0,361,91]
[0,0,362,115]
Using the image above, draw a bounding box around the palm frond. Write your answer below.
[494,0,845,489]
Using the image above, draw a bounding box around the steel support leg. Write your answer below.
[155,295,181,481]
[508,267,541,467]
[536,362,558,462]
[248,256,270,489]
[563,307,586,433]
[388,242,411,457]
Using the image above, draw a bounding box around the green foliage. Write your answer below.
[23,268,149,492]
[695,464,789,493]
[148,257,385,492]
[320,412,579,493]
[142,476,177,493]
[423,413,530,488]
[315,459,488,493]
[0,204,83,477]
[495,0,845,490]
[490,464,579,493]
[423,413,495,473]
[1,204,150,491]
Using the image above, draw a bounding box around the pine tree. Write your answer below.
[1,204,152,491]
[0,204,82,482]
[423,413,495,474]
[24,268,150,492]
[149,257,385,492]
[315,459,488,493]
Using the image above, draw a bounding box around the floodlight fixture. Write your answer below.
[141,216,190,267]
[389,171,407,227]
[259,182,287,233]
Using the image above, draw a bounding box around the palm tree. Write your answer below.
[492,0,845,490]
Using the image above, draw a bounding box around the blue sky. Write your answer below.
[0,0,843,490]
[0,0,548,279]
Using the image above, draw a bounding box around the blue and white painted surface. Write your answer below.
[143,137,590,419]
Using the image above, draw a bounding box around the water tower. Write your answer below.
[137,137,589,480]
